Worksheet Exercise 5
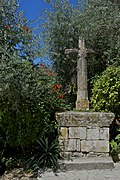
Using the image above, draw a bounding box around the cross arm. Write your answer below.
[65,48,78,55]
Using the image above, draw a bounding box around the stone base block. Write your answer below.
[59,157,114,171]
[56,111,115,158]
[76,99,89,110]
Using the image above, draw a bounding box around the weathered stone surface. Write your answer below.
[81,140,109,153]
[56,111,114,127]
[87,152,109,157]
[59,140,68,151]
[59,157,114,171]
[99,128,109,140]
[76,139,81,151]
[68,139,77,151]
[69,127,86,139]
[65,37,89,110]
[76,99,89,110]
[71,152,83,158]
[92,141,109,153]
[81,140,93,152]
[56,112,74,127]
[87,128,99,140]
[57,111,114,157]
[59,127,68,140]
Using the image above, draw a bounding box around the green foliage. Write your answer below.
[26,137,59,171]
[81,0,120,59]
[0,126,6,151]
[110,128,120,152]
[42,0,120,98]
[0,1,68,166]
[80,0,120,82]
[0,0,42,63]
[0,59,67,152]
[42,0,77,89]
[91,65,120,117]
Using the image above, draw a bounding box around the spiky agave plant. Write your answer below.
[26,136,60,172]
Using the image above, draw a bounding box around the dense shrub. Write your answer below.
[91,65,120,117]
[0,0,68,170]
[0,60,68,160]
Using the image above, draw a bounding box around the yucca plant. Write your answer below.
[26,136,60,172]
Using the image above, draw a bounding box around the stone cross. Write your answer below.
[65,37,89,110]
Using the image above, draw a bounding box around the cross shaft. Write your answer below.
[65,37,89,110]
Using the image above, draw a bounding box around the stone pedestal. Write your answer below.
[76,99,89,110]
[56,111,115,158]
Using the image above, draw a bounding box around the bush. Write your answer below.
[110,130,120,152]
[0,0,66,170]
[91,65,120,117]
[0,60,68,161]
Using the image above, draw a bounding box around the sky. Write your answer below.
[19,0,78,21]
[19,0,51,21]
[18,0,84,64]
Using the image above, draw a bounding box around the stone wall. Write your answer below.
[56,112,114,158]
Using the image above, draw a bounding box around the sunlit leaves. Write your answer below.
[91,64,120,117]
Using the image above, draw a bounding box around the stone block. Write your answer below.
[59,140,68,151]
[68,139,77,151]
[76,99,89,110]
[81,140,93,152]
[87,152,109,157]
[76,139,81,151]
[92,140,109,152]
[60,152,72,160]
[87,128,99,140]
[69,127,86,139]
[71,152,83,158]
[56,111,114,127]
[59,127,68,140]
[99,128,109,140]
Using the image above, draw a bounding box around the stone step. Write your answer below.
[59,157,114,171]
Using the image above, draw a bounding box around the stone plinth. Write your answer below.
[56,111,114,158]
[76,99,89,110]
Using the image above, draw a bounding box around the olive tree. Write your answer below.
[42,0,120,96]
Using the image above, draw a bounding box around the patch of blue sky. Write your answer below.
[33,56,53,67]
[19,0,51,21]
[18,0,86,65]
